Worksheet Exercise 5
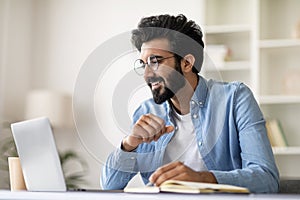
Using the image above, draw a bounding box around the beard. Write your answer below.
[152,85,175,104]
[147,63,186,104]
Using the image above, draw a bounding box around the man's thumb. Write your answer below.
[165,125,174,133]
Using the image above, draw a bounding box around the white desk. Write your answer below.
[0,190,300,200]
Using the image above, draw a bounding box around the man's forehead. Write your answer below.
[141,38,171,52]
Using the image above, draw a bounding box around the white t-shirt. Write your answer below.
[163,110,207,171]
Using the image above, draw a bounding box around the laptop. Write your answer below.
[11,117,123,193]
[11,117,67,192]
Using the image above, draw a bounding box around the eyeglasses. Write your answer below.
[134,55,175,76]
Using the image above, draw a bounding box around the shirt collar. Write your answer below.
[191,75,208,107]
[165,75,208,110]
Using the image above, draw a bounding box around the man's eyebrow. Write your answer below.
[150,55,163,58]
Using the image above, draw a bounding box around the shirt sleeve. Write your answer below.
[100,145,138,190]
[210,83,279,193]
[100,104,147,190]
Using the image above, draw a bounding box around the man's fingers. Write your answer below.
[127,114,175,149]
[140,115,162,134]
[136,119,156,139]
[137,114,174,142]
[149,161,183,184]
[146,113,165,126]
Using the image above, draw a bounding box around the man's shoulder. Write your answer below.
[202,79,254,104]
[207,79,250,93]
[207,79,242,88]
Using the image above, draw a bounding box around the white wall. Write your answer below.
[31,0,203,93]
[1,0,203,189]
[0,0,34,188]
[1,0,33,121]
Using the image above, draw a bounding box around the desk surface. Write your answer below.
[1,190,300,200]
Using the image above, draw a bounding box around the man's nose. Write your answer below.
[143,64,155,79]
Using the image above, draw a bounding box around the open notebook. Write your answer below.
[124,180,250,194]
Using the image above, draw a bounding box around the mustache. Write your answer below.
[146,77,165,86]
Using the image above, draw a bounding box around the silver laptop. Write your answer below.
[11,117,67,192]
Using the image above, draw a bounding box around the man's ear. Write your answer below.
[181,54,195,73]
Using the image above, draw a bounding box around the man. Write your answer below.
[101,14,279,193]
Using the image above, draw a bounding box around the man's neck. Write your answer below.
[170,75,199,115]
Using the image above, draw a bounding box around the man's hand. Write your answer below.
[122,113,174,152]
[149,161,217,186]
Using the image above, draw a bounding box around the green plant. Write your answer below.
[59,150,88,189]
[0,136,18,172]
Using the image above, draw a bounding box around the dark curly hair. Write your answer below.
[131,14,204,74]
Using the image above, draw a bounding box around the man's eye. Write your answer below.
[150,60,158,64]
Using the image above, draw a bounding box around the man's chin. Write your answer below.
[153,98,166,104]
[152,93,165,104]
[152,88,174,104]
[152,92,165,104]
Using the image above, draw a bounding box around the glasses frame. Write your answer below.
[134,55,175,76]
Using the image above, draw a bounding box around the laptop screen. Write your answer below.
[11,117,66,191]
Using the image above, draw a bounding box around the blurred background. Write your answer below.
[1,0,300,190]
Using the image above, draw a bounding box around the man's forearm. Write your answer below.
[101,147,138,189]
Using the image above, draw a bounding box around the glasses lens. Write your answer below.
[148,56,158,71]
[134,59,145,75]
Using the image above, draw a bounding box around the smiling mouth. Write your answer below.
[147,77,165,91]
[150,81,162,90]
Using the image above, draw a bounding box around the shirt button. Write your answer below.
[193,114,198,119]
[198,141,202,146]
[130,157,135,160]
[199,101,203,105]
[191,100,195,105]
[175,126,179,130]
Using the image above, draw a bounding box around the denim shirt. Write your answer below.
[101,76,279,193]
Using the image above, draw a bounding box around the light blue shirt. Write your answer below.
[101,76,279,193]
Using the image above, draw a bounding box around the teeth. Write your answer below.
[152,81,160,86]
[151,81,161,90]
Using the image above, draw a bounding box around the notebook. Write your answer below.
[11,117,67,192]
[124,180,250,194]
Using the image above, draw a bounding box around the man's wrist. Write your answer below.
[198,171,218,184]
[121,138,137,152]
[206,172,218,183]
